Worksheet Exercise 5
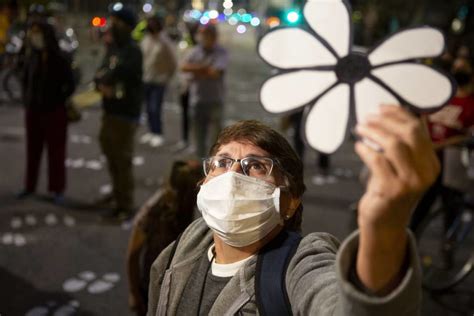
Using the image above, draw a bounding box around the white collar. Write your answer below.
[207,244,256,278]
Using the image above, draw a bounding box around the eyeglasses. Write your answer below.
[203,156,275,179]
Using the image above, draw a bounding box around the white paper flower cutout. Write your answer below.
[258,0,456,154]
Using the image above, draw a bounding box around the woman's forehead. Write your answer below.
[215,141,270,158]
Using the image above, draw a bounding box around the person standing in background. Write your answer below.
[174,21,199,151]
[181,24,228,158]
[289,110,333,185]
[410,56,474,232]
[139,14,177,148]
[95,5,143,220]
[18,21,75,204]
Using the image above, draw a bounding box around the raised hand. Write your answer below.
[354,104,440,292]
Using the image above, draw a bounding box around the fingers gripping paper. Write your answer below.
[258,0,455,154]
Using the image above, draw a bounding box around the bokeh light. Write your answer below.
[250,17,260,27]
[237,25,247,34]
[142,3,152,13]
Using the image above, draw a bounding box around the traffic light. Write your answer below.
[285,10,301,24]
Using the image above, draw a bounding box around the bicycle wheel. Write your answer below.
[3,67,22,104]
[416,205,474,292]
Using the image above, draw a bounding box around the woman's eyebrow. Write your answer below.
[216,153,269,159]
[246,154,268,158]
[215,152,231,158]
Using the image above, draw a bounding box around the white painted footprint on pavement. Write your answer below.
[2,214,77,247]
[25,214,38,226]
[1,232,27,246]
[63,271,120,294]
[63,271,95,292]
[25,300,80,316]
[99,184,112,195]
[9,214,76,229]
[133,156,145,166]
[45,214,58,226]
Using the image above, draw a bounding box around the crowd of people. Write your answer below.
[93,5,228,220]
[3,3,229,222]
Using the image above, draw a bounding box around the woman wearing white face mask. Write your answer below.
[148,110,439,316]
[18,21,76,204]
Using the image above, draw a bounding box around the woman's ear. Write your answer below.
[280,190,301,219]
[286,198,301,219]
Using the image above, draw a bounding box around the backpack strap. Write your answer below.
[165,233,183,270]
[255,230,302,316]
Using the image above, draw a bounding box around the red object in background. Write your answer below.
[428,95,474,143]
[92,17,107,27]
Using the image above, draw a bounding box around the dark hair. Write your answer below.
[199,24,218,38]
[29,21,60,54]
[147,15,164,33]
[209,120,306,231]
[163,160,202,231]
[109,5,137,29]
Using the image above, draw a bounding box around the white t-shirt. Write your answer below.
[207,244,256,278]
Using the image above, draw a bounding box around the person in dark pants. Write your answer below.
[179,90,190,145]
[18,20,75,204]
[140,14,176,148]
[95,5,143,220]
[175,22,199,150]
[289,111,331,182]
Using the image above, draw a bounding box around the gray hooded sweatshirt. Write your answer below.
[147,218,421,316]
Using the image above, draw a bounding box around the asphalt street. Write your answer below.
[0,23,473,315]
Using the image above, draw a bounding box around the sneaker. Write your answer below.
[171,140,188,152]
[101,208,132,222]
[116,210,133,221]
[53,193,65,205]
[139,133,153,144]
[149,135,165,147]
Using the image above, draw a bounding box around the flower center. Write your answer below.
[335,53,371,84]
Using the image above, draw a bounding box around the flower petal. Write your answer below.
[260,70,337,113]
[354,78,399,123]
[305,84,350,153]
[369,27,444,66]
[304,0,351,58]
[258,28,337,69]
[372,63,454,109]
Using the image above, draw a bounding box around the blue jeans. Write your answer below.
[144,83,166,135]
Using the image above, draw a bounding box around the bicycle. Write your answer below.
[0,30,23,104]
[415,137,474,292]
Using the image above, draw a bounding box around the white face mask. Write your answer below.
[30,33,45,50]
[197,172,283,247]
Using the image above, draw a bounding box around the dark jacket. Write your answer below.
[95,38,143,120]
[22,49,75,112]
